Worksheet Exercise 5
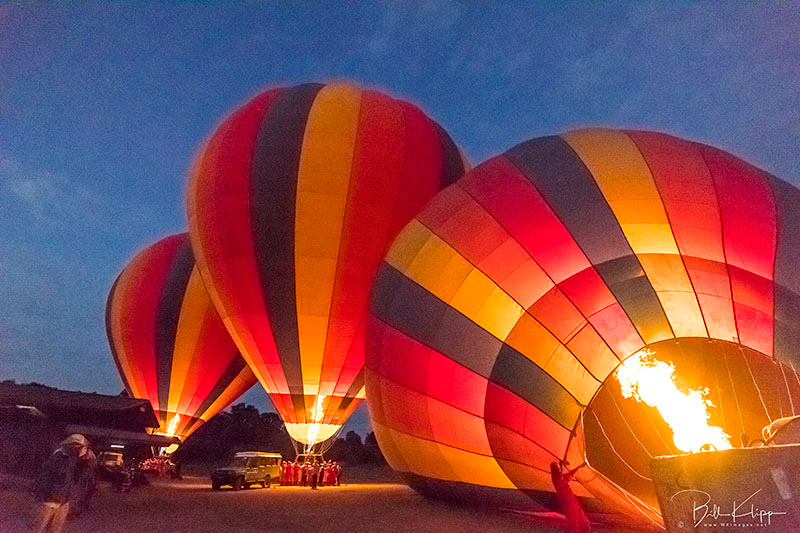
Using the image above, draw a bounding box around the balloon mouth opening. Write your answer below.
[154,411,201,441]
[284,422,342,446]
[162,443,180,455]
[153,411,185,438]
[582,338,789,513]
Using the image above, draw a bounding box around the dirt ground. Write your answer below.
[0,469,623,532]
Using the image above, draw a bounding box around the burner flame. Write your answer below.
[615,350,732,453]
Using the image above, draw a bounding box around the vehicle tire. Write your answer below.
[212,481,221,491]
[264,477,270,488]
[232,477,243,491]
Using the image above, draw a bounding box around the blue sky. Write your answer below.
[1,2,798,436]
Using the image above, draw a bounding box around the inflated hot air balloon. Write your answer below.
[366,129,800,526]
[106,233,256,440]
[187,82,466,448]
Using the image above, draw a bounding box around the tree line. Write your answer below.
[174,403,385,467]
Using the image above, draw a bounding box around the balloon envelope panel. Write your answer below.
[187,83,466,445]
[106,233,256,439]
[365,129,800,524]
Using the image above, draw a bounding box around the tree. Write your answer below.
[364,432,385,464]
[176,403,294,467]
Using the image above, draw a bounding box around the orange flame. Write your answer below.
[305,395,326,451]
[166,413,181,437]
[615,350,732,453]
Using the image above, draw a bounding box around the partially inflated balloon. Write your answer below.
[187,83,466,446]
[366,129,800,526]
[106,234,256,439]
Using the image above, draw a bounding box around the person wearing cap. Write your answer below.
[32,434,88,533]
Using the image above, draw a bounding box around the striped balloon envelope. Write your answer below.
[106,233,256,440]
[187,82,466,447]
[366,129,800,526]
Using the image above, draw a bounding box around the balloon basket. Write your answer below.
[650,444,800,532]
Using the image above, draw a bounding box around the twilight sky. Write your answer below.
[1,2,798,437]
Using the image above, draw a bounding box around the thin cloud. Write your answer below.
[0,155,106,227]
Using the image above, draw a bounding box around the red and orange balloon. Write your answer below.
[187,82,466,445]
[365,129,800,525]
[106,233,256,439]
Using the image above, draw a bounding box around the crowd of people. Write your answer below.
[31,434,350,532]
[280,459,342,489]
[140,456,181,479]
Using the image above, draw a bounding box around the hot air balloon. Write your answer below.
[365,129,800,526]
[106,233,256,440]
[187,82,466,449]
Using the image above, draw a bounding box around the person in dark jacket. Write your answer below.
[310,460,321,490]
[32,434,88,533]
[68,448,96,518]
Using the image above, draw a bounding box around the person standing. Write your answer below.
[322,462,331,486]
[550,462,591,533]
[32,434,88,533]
[68,447,96,518]
[293,459,301,486]
[334,462,342,486]
[310,460,321,490]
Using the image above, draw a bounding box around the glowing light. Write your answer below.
[163,443,180,455]
[304,395,327,452]
[615,350,732,453]
[284,423,341,446]
[306,425,320,452]
[166,413,181,436]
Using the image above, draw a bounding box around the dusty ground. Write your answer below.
[0,469,625,532]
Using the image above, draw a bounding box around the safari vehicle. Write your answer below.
[211,452,282,490]
[96,451,124,480]
[98,451,123,469]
